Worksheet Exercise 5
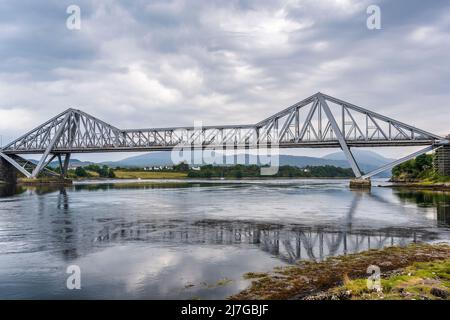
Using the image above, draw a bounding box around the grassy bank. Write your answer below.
[386,181,450,191]
[18,177,73,185]
[71,164,354,180]
[307,258,450,300]
[230,243,450,300]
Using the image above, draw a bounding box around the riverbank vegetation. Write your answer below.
[186,164,354,179]
[59,164,116,179]
[230,243,450,300]
[53,163,354,180]
[113,170,187,179]
[391,154,450,183]
[311,258,450,300]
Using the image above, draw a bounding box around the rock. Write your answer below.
[430,287,449,299]
[423,279,440,286]
[402,291,412,297]
[302,292,334,300]
[298,275,310,283]
[302,289,351,300]
[337,290,352,300]
[380,261,393,267]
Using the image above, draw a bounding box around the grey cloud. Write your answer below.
[0,0,449,161]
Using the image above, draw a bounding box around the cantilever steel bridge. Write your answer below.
[0,93,448,179]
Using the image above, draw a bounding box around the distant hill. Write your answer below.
[32,158,95,168]
[322,150,395,167]
[101,152,172,167]
[101,152,349,168]
[321,150,394,177]
[28,149,393,177]
[100,150,393,177]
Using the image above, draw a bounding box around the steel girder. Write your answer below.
[0,93,447,178]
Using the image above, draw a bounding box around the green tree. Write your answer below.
[108,168,116,178]
[173,162,189,172]
[415,154,432,171]
[98,165,110,177]
[75,166,88,177]
[392,153,434,180]
[85,164,100,172]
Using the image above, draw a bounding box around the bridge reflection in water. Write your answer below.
[92,219,433,264]
[48,186,446,264]
[2,183,447,264]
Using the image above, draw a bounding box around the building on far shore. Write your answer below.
[434,135,450,176]
[143,166,173,171]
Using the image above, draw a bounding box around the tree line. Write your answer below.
[53,164,116,178]
[391,154,434,181]
[54,162,355,179]
[186,164,354,178]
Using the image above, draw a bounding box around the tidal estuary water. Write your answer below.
[0,179,449,299]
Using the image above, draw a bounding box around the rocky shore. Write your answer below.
[230,243,450,300]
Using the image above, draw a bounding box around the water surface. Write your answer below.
[0,179,449,299]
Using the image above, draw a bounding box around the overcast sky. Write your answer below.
[0,0,449,161]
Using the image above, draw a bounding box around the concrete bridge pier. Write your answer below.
[349,178,371,189]
[0,157,17,184]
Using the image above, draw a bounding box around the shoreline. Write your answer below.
[10,175,354,186]
[9,176,450,192]
[17,177,73,186]
[230,243,450,300]
[381,181,450,192]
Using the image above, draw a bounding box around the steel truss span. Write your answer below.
[0,93,448,179]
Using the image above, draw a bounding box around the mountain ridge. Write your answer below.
[100,150,393,177]
[42,150,393,177]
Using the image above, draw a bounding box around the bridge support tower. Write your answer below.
[349,179,371,190]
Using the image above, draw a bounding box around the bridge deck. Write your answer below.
[0,93,446,179]
[1,140,437,154]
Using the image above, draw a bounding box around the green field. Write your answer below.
[113,170,188,179]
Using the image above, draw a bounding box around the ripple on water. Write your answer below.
[0,180,449,299]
